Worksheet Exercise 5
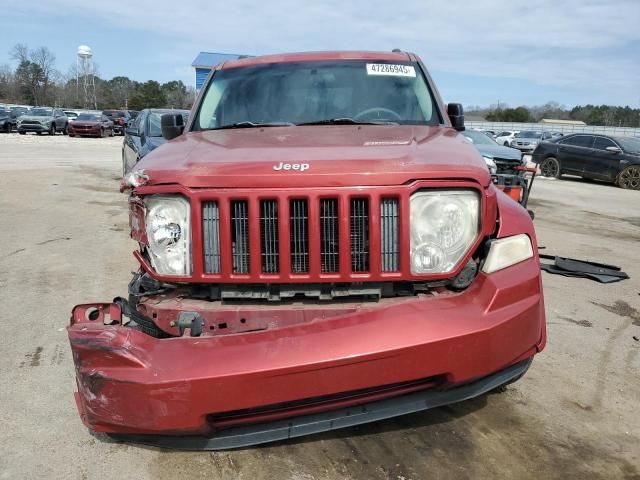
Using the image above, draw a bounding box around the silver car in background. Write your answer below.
[511,130,553,153]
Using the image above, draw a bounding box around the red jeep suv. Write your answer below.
[68,51,546,449]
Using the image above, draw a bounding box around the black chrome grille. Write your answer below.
[289,199,309,273]
[203,201,221,273]
[231,200,250,274]
[260,200,279,273]
[380,198,399,272]
[320,199,339,273]
[350,198,369,272]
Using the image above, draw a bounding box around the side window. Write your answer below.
[133,113,144,134]
[560,135,594,148]
[593,137,616,151]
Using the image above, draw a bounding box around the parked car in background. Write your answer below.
[64,110,81,122]
[462,129,524,175]
[494,130,519,147]
[10,106,30,123]
[533,134,640,189]
[17,107,68,135]
[122,108,190,174]
[68,112,114,138]
[0,109,16,132]
[102,110,130,135]
[128,110,140,120]
[511,131,553,153]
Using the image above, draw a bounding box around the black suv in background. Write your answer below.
[0,109,16,132]
[532,134,640,189]
[102,110,130,135]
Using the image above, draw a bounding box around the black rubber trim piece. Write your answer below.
[108,357,532,450]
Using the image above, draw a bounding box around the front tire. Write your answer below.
[539,157,561,178]
[49,123,55,135]
[19,131,26,135]
[62,123,68,135]
[4,123,10,133]
[617,165,640,190]
[504,141,510,146]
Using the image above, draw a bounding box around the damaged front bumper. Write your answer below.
[68,258,545,448]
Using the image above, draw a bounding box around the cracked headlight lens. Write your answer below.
[144,195,191,275]
[410,190,480,274]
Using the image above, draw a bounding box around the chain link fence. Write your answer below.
[466,121,640,137]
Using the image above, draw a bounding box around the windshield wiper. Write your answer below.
[210,121,294,130]
[297,118,398,126]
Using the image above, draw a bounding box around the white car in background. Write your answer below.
[494,130,520,147]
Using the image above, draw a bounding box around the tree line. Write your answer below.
[466,101,640,127]
[0,43,195,110]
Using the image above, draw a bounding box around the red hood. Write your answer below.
[136,125,490,189]
[71,121,101,127]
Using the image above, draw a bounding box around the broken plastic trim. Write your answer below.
[539,254,629,283]
[120,169,149,192]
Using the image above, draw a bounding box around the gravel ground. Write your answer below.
[0,132,638,479]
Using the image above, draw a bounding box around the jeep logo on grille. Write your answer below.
[273,162,309,172]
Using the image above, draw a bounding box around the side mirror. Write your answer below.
[447,103,465,131]
[605,146,622,154]
[161,113,185,140]
[125,125,139,136]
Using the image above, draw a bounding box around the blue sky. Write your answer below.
[2,0,639,108]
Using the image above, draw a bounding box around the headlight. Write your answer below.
[482,155,497,175]
[410,190,480,274]
[482,234,533,274]
[144,195,191,275]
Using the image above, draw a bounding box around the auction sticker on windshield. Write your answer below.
[366,64,416,77]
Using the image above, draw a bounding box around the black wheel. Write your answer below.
[617,165,640,190]
[62,123,68,135]
[4,123,10,133]
[503,141,509,146]
[69,134,75,137]
[49,123,56,135]
[19,131,26,135]
[539,157,561,178]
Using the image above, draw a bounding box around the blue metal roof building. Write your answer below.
[191,52,243,90]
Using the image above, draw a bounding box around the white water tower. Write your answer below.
[77,45,96,109]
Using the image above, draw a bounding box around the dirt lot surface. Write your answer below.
[1,133,639,479]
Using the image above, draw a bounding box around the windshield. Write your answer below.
[77,113,101,121]
[616,136,640,154]
[463,130,498,146]
[31,108,53,116]
[516,131,541,139]
[194,60,440,130]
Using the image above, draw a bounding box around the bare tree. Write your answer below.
[10,43,29,63]
[30,46,57,104]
